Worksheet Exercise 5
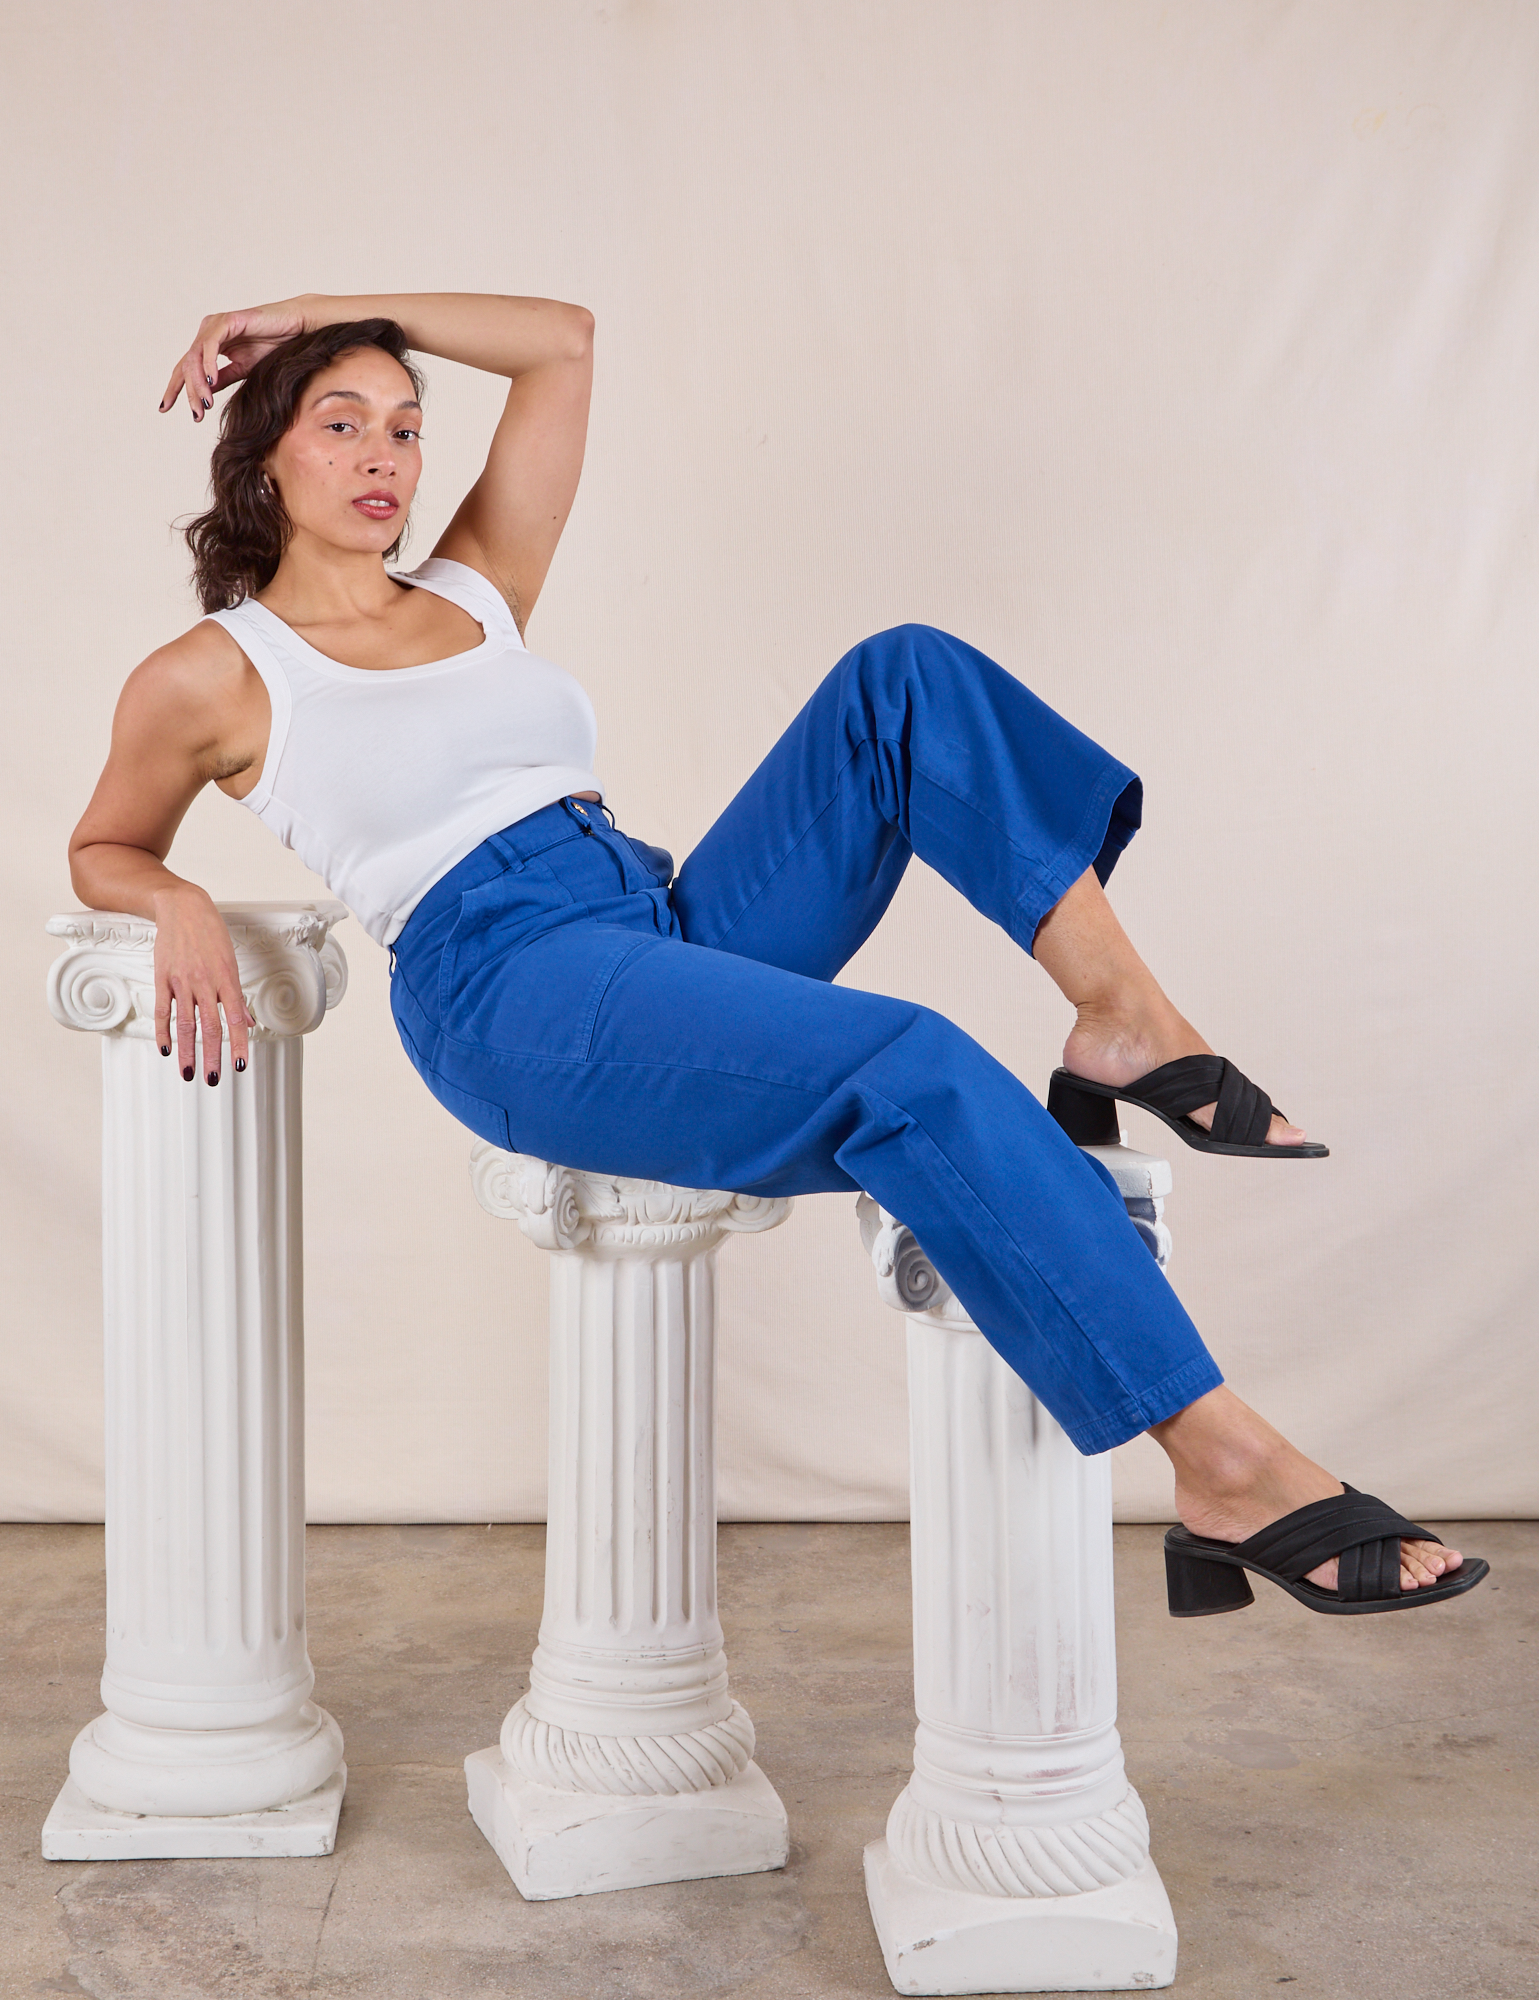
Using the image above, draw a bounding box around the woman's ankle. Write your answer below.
[1151,1388,1343,1537]
[1150,1387,1278,1494]
[1062,989,1204,1086]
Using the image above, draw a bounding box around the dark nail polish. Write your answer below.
[234,1056,246,1073]
[182,1065,194,1081]
[160,1044,171,1057]
[203,398,212,410]
[207,1070,220,1086]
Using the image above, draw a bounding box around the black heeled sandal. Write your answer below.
[1164,1486,1488,1617]
[1047,1054,1328,1158]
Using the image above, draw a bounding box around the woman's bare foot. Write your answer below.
[1151,1387,1459,1591]
[1031,864,1309,1146]
[1061,1000,1309,1148]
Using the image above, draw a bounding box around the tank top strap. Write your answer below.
[390,557,525,651]
[204,601,295,816]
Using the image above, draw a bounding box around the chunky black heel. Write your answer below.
[1046,1070,1121,1146]
[1165,1545,1256,1617]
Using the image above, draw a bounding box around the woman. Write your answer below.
[69,289,1482,1617]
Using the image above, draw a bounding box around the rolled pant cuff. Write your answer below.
[1062,1354,1226,1457]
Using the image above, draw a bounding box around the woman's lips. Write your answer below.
[352,494,399,518]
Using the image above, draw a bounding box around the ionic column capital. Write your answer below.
[470,1144,790,1258]
[45,902,349,1041]
[856,1193,969,1323]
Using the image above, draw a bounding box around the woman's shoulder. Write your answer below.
[124,614,258,709]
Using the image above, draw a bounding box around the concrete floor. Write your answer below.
[1,1520,1533,2000]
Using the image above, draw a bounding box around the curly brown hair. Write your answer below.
[182,318,425,613]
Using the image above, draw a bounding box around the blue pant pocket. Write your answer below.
[575,937,655,1061]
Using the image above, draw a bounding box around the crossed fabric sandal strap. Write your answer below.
[1163,1485,1489,1618]
[1046,1054,1328,1157]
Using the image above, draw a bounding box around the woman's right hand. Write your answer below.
[152,887,254,1086]
[158,297,314,423]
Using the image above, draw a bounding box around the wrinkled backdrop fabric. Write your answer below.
[3,0,1535,1522]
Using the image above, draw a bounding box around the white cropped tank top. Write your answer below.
[209,558,604,948]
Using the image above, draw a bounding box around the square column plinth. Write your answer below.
[466,1748,789,1900]
[865,1843,1177,1995]
[42,1769,346,1862]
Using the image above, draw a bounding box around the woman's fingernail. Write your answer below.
[207,1070,220,1086]
[203,398,212,410]
[182,1065,194,1081]
[234,1056,246,1073]
[160,1044,171,1057]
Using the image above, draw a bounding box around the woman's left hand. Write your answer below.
[158,298,314,422]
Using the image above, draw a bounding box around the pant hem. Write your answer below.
[1010,767,1142,955]
[1062,1355,1226,1457]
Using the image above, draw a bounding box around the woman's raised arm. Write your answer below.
[164,291,595,633]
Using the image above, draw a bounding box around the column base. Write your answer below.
[863,1839,1177,1995]
[465,1745,789,1901]
[42,1765,346,1861]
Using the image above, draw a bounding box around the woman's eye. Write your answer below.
[395,429,420,442]
[325,421,354,434]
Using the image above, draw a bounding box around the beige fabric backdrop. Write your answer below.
[4,1,1536,1524]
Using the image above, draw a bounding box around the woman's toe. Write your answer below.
[1267,1113,1309,1146]
[1400,1540,1453,1588]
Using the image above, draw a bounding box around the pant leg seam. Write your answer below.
[426,1031,837,1099]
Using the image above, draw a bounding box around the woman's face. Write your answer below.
[264,347,423,555]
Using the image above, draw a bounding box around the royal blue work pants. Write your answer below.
[389,624,1223,1454]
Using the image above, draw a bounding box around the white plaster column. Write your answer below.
[856,1146,1179,1995]
[467,1146,792,1899]
[41,903,350,1860]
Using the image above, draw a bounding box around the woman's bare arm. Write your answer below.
[164,291,595,634]
[69,624,261,1083]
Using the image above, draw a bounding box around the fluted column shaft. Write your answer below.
[897,1308,1141,1891]
[523,1241,739,1768]
[43,904,349,1846]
